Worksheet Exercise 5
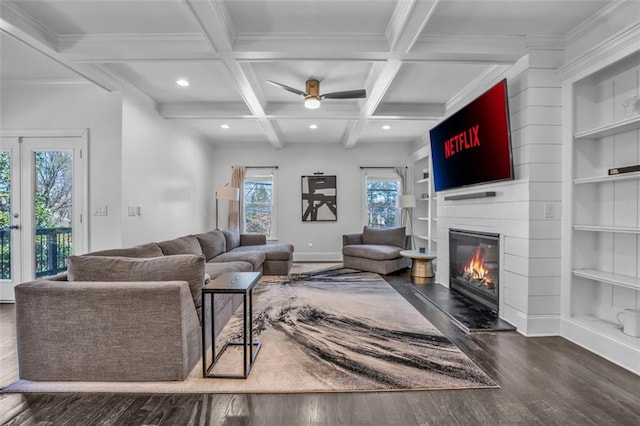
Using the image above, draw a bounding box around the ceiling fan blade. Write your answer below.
[266,80,307,97]
[320,89,367,100]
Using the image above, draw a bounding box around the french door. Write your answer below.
[0,133,87,302]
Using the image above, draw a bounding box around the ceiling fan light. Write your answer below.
[304,96,321,109]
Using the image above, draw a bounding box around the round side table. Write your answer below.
[400,250,437,278]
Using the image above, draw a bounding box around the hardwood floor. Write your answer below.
[1,268,640,425]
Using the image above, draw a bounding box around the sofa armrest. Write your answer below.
[343,233,363,246]
[15,280,200,381]
[240,233,267,246]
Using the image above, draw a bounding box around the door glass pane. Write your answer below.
[0,151,12,279]
[34,151,73,277]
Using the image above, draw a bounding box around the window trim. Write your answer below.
[362,170,402,229]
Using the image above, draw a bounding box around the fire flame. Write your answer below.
[463,247,493,286]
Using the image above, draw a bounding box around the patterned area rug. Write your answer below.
[2,268,497,394]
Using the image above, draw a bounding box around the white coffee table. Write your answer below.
[400,250,437,278]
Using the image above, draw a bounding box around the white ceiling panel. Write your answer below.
[276,119,350,144]
[101,61,244,104]
[5,0,200,35]
[224,0,396,34]
[423,0,612,36]
[383,62,493,104]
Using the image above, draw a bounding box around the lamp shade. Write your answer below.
[216,186,239,201]
[399,195,416,208]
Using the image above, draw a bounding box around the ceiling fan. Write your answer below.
[266,79,366,109]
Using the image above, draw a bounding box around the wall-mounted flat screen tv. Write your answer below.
[429,79,513,192]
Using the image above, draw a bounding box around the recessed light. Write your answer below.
[309,124,318,129]
[221,124,230,129]
[176,79,190,87]
[382,125,391,130]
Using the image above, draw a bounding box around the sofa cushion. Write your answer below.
[194,230,226,261]
[211,251,266,271]
[205,261,253,281]
[87,242,164,258]
[221,229,240,250]
[67,254,206,311]
[361,226,406,248]
[158,235,203,256]
[231,243,293,261]
[342,244,404,261]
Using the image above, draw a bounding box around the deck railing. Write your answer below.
[0,227,72,279]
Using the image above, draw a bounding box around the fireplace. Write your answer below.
[449,229,500,312]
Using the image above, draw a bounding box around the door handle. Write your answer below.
[9,224,20,230]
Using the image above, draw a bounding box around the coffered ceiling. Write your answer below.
[0,0,614,148]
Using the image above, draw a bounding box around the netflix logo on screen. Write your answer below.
[429,79,514,192]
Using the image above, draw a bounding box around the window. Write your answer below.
[365,172,401,228]
[243,169,277,239]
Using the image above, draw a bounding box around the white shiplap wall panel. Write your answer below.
[434,49,563,335]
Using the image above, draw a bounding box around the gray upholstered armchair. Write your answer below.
[342,226,411,275]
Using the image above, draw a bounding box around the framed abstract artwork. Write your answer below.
[301,175,337,222]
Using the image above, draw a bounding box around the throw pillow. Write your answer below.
[67,254,206,312]
[194,230,226,260]
[221,229,241,250]
[157,235,203,256]
[361,226,406,248]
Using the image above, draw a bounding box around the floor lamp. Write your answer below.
[216,185,240,230]
[399,195,416,250]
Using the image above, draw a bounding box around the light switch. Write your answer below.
[93,205,108,216]
[128,206,137,216]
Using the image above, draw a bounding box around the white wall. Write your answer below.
[432,48,563,336]
[121,96,214,246]
[211,143,412,261]
[0,85,124,251]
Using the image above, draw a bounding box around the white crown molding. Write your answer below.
[83,62,157,110]
[264,102,361,120]
[0,1,59,48]
[1,78,93,88]
[525,35,565,51]
[373,102,445,120]
[160,102,252,119]
[233,32,388,55]
[413,34,526,61]
[557,22,640,81]
[565,0,633,46]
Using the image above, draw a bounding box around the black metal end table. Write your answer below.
[202,271,262,379]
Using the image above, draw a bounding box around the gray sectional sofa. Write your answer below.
[14,229,293,382]
[342,226,411,275]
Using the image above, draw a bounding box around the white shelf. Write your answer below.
[573,225,640,234]
[415,234,431,241]
[574,115,640,140]
[570,315,640,349]
[415,178,430,184]
[416,217,429,221]
[573,269,640,291]
[574,171,640,184]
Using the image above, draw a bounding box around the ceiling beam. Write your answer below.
[342,0,442,149]
[183,0,284,149]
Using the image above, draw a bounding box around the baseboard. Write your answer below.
[293,252,342,262]
[523,315,561,337]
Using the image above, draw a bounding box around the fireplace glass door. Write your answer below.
[449,229,500,312]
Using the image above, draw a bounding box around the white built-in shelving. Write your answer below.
[561,45,640,374]
[411,145,437,253]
